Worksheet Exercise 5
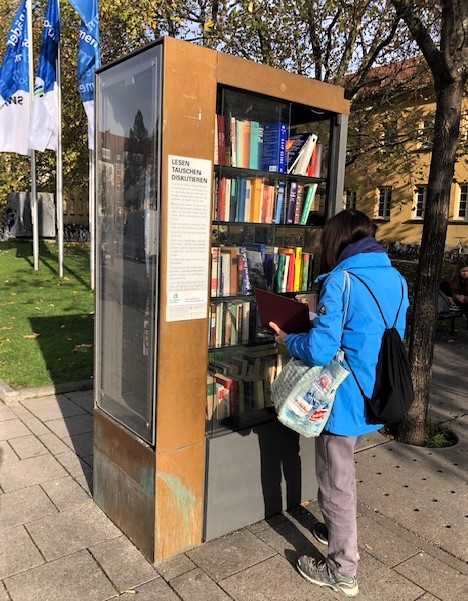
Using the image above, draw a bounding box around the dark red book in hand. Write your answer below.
[254,288,311,334]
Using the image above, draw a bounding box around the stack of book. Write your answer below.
[213,176,319,225]
[207,344,284,421]
[211,244,315,300]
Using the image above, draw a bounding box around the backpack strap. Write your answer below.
[348,272,405,329]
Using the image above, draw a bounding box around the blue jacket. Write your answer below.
[284,251,409,437]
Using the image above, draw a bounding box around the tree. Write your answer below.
[389,0,468,445]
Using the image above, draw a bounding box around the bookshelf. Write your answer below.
[93,37,349,562]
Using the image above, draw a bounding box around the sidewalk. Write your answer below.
[1,327,467,600]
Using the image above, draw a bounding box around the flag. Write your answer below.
[29,0,60,152]
[0,0,30,155]
[67,0,100,150]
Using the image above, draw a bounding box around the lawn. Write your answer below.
[0,241,459,391]
[0,240,94,389]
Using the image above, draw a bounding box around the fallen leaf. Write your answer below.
[0,326,13,331]
[121,591,136,595]
[364,543,373,550]
[23,333,40,339]
[73,343,93,351]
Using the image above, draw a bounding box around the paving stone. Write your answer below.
[41,476,94,512]
[63,391,93,414]
[75,473,92,496]
[37,432,70,455]
[0,582,10,601]
[254,511,323,560]
[82,454,93,468]
[0,454,68,492]
[8,404,33,420]
[0,485,57,529]
[3,549,117,601]
[22,416,49,436]
[171,567,232,600]
[62,432,93,457]
[357,553,424,601]
[157,553,196,582]
[219,553,326,601]
[394,552,468,601]
[45,414,93,438]
[0,405,16,422]
[0,441,19,464]
[21,395,86,421]
[356,514,421,567]
[89,535,158,592]
[186,529,276,582]
[130,577,181,601]
[0,419,31,442]
[8,435,48,459]
[55,451,93,480]
[26,502,121,561]
[0,525,44,579]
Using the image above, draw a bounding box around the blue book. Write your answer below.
[237,178,247,222]
[274,181,286,224]
[262,123,288,173]
[229,178,238,223]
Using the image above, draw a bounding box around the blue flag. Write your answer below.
[67,0,100,149]
[0,0,31,155]
[29,0,60,152]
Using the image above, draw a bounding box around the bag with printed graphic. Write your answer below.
[271,352,349,437]
[271,272,350,437]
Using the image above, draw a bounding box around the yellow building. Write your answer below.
[343,60,468,253]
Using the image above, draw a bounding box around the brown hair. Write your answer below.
[450,256,468,295]
[319,209,377,273]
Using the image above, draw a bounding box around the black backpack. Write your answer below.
[346,273,414,425]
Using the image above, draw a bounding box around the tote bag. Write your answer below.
[271,352,349,437]
[271,272,350,437]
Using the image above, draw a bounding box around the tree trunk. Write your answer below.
[398,76,465,445]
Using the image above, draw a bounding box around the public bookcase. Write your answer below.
[94,36,349,563]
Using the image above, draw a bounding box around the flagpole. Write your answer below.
[56,0,63,278]
[89,150,95,290]
[26,0,39,271]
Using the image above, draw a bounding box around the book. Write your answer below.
[245,248,267,290]
[238,247,252,295]
[219,252,231,296]
[216,114,226,165]
[293,246,303,292]
[301,252,310,292]
[237,178,247,222]
[299,183,318,225]
[290,133,318,175]
[220,246,240,296]
[230,116,236,167]
[249,120,260,169]
[250,177,264,222]
[273,180,286,224]
[211,248,221,297]
[312,142,323,177]
[262,122,287,173]
[254,288,311,334]
[286,181,298,224]
[294,183,305,224]
[286,133,310,172]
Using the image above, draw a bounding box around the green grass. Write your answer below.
[0,240,94,389]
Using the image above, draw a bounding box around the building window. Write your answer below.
[345,189,357,210]
[418,116,433,150]
[377,187,392,218]
[414,185,427,219]
[458,184,468,219]
[102,147,111,160]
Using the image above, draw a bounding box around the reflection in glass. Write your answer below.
[95,47,161,444]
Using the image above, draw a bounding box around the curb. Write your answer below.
[0,378,93,404]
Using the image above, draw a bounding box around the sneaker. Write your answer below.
[313,522,329,545]
[297,556,359,597]
[312,523,361,560]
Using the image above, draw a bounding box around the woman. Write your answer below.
[449,257,468,323]
[270,209,409,598]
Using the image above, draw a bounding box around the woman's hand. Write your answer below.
[269,321,288,344]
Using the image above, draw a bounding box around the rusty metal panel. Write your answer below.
[93,409,155,561]
[217,52,350,116]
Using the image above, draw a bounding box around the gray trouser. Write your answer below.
[315,433,358,577]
